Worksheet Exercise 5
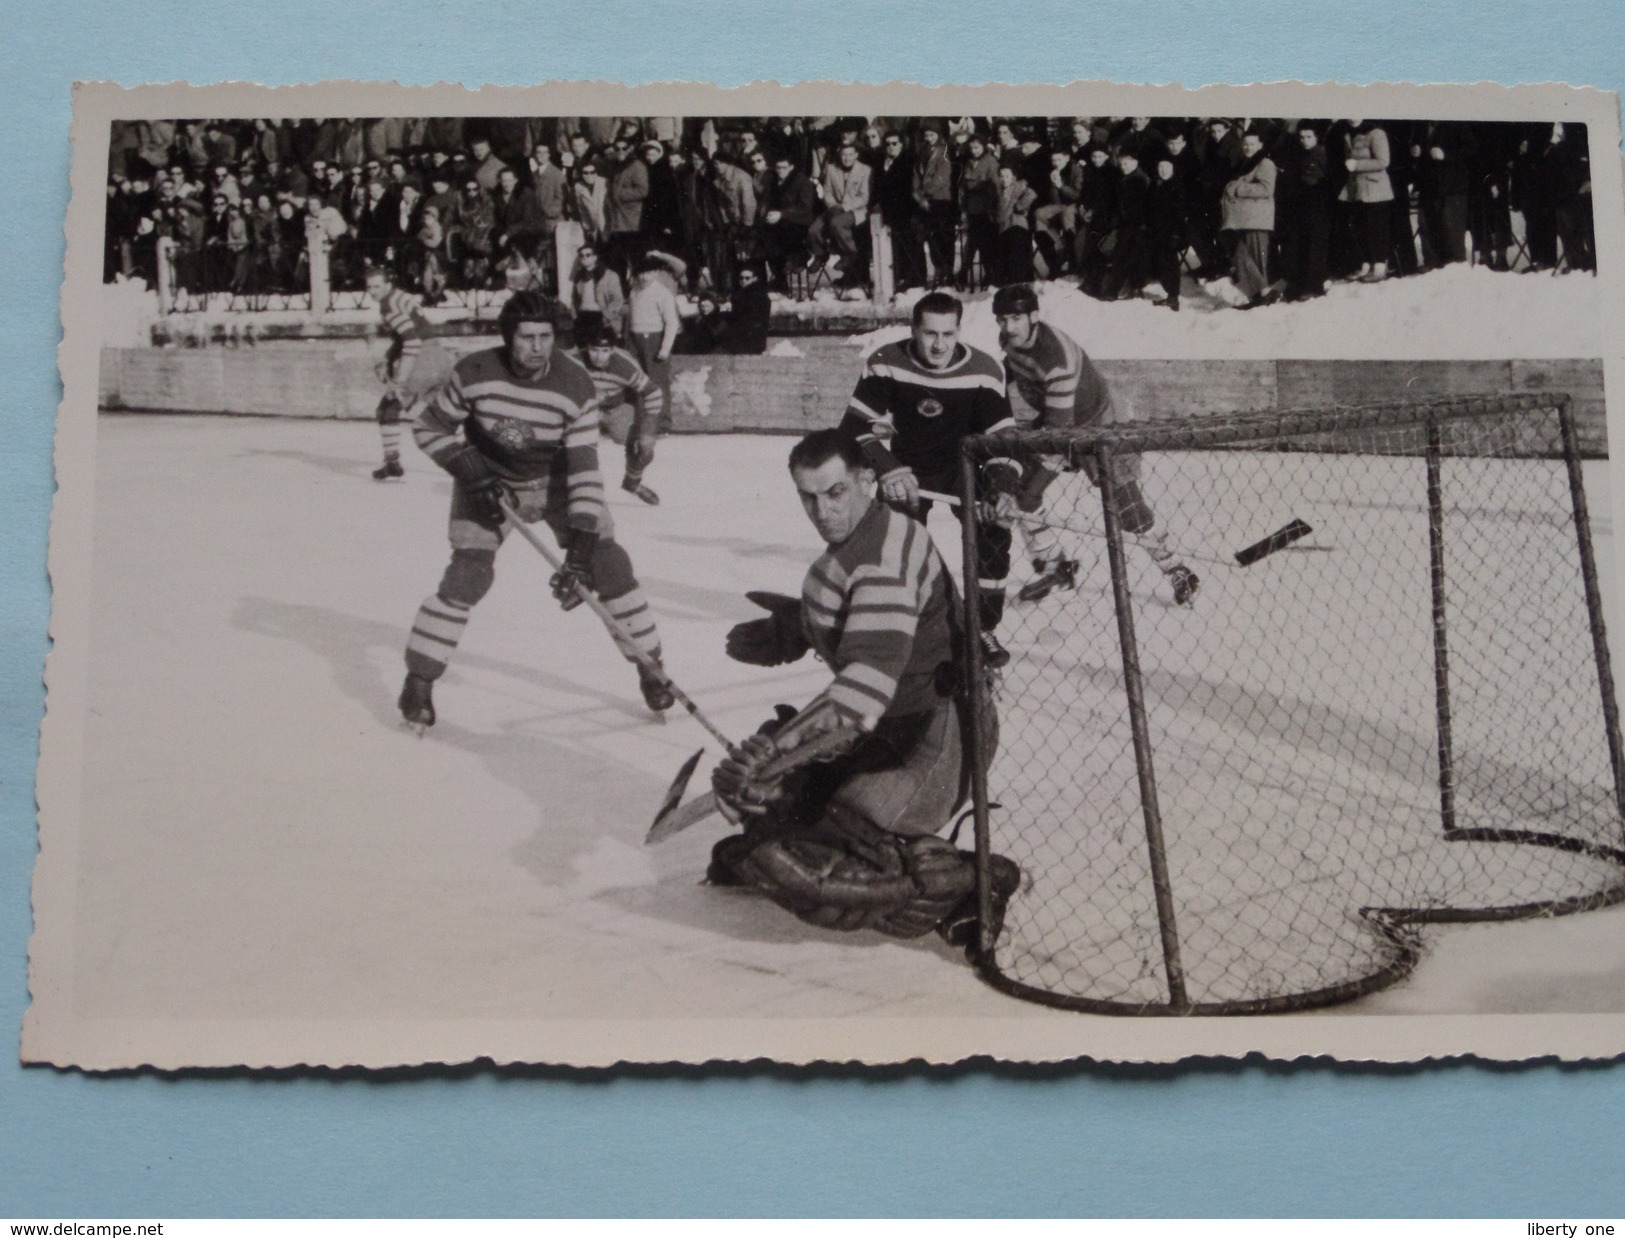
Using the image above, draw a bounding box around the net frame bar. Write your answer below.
[959,392,1625,1016]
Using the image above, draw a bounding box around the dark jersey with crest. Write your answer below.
[837,339,1017,485]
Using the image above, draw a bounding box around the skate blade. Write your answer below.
[400,719,429,738]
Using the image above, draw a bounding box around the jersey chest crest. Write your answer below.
[916,395,945,419]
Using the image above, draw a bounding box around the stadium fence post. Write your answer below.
[1558,395,1625,827]
[307,231,330,314]
[1097,440,1189,1010]
[959,448,997,960]
[1425,413,1459,837]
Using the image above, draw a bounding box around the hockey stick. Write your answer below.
[496,497,734,750]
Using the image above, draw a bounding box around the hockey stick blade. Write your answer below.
[647,790,720,845]
[646,748,704,842]
[1234,518,1313,566]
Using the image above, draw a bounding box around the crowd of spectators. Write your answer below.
[104,114,1596,319]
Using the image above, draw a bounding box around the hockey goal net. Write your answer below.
[957,392,1625,1014]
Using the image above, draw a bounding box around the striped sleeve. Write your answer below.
[561,385,606,533]
[840,357,903,475]
[413,363,475,465]
[1040,333,1082,429]
[823,520,935,725]
[618,352,665,424]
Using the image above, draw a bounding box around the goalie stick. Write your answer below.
[1234,518,1315,566]
[497,497,734,749]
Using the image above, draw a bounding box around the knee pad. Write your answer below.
[590,538,637,600]
[376,394,403,425]
[437,548,496,607]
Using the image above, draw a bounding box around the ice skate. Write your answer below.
[372,458,404,481]
[1017,557,1079,603]
[1168,564,1200,608]
[397,672,436,734]
[638,660,676,714]
[978,629,1011,671]
[622,476,660,505]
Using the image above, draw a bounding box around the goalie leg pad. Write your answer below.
[731,802,978,938]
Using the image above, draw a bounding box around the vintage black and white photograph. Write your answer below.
[26,80,1625,1068]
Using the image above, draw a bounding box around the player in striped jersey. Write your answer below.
[575,318,664,506]
[836,290,1023,668]
[397,291,672,729]
[364,266,448,481]
[707,429,1019,951]
[992,282,1199,606]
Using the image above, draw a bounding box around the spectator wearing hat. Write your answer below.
[720,263,771,353]
[627,251,685,421]
[956,133,1001,289]
[702,152,758,292]
[1413,121,1475,269]
[1033,147,1084,277]
[911,126,955,285]
[807,142,872,288]
[492,165,543,264]
[1222,129,1278,306]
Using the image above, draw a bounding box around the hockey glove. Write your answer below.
[627,430,657,471]
[443,446,513,525]
[725,591,811,666]
[878,465,920,511]
[549,528,599,611]
[712,732,786,820]
[977,493,1021,528]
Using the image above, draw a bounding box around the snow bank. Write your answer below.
[849,265,1603,361]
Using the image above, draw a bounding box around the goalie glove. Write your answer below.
[549,528,599,611]
[977,492,1022,528]
[725,591,811,666]
[711,697,863,822]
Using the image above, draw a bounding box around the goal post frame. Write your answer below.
[958,391,1625,1016]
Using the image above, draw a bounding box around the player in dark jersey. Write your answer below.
[575,318,664,506]
[992,282,1199,607]
[363,265,451,481]
[836,291,1023,668]
[397,291,673,729]
[709,428,1019,951]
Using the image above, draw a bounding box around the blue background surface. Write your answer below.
[3,0,1624,1217]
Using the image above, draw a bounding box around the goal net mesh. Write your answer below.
[961,394,1625,1014]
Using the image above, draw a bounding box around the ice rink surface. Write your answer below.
[68,416,1625,1025]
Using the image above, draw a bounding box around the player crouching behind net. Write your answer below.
[707,428,1021,953]
[991,282,1199,607]
[397,290,674,730]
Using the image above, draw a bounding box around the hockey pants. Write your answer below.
[404,479,661,680]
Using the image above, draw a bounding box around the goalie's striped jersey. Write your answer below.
[577,345,665,420]
[1001,319,1113,430]
[377,286,431,377]
[838,340,1016,483]
[413,346,606,532]
[802,500,954,727]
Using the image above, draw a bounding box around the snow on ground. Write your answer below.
[68,418,1625,1025]
[848,265,1604,360]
